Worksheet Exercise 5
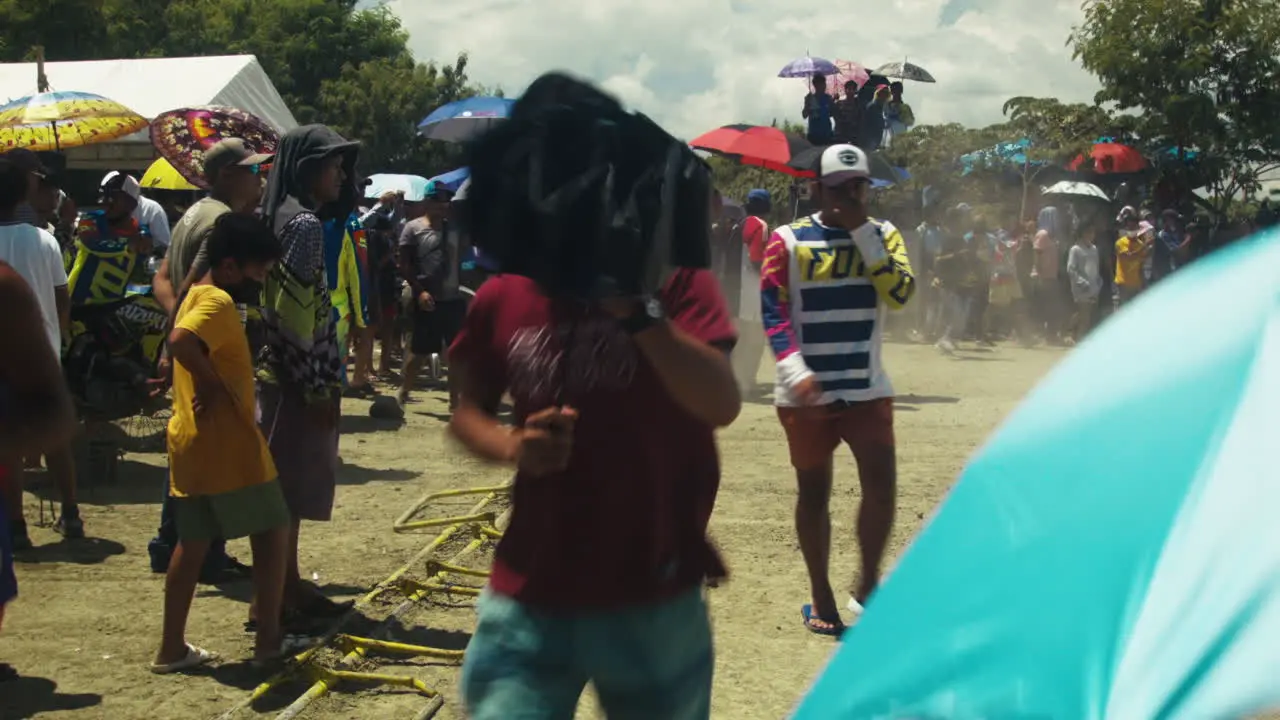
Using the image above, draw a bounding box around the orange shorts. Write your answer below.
[777,397,895,471]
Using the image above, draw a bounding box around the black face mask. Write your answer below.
[226,278,264,305]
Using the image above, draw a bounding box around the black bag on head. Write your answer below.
[463,72,712,300]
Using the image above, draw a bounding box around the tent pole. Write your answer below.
[35,46,49,92]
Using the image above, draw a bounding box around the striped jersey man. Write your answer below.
[762,143,916,634]
[761,210,915,406]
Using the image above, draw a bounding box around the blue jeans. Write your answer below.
[462,588,714,720]
[148,470,229,575]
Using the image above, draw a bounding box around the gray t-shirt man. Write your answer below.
[167,196,231,286]
[398,216,460,302]
[166,138,272,289]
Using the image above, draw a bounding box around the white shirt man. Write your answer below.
[0,221,68,353]
[100,171,172,248]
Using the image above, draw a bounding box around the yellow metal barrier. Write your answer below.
[214,489,509,720]
[334,635,466,662]
[393,483,511,534]
[396,511,497,533]
[423,559,492,579]
[270,527,497,719]
[397,578,484,598]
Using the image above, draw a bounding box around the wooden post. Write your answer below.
[35,46,49,92]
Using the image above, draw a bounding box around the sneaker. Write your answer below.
[147,537,173,574]
[847,596,865,616]
[9,520,32,551]
[222,556,253,579]
[55,507,85,540]
[935,338,957,355]
[199,555,254,585]
[244,608,325,637]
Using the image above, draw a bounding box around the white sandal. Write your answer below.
[150,644,218,675]
[847,596,865,616]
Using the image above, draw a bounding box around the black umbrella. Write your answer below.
[787,145,905,184]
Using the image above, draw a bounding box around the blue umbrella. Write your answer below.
[778,56,840,78]
[417,96,514,143]
[957,138,1043,175]
[795,228,1280,719]
[870,167,911,189]
[429,166,470,193]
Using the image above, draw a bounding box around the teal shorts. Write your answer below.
[461,588,713,720]
[171,480,291,543]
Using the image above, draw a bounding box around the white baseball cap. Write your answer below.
[99,170,141,202]
[818,144,871,186]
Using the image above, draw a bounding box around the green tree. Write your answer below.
[1000,96,1136,160]
[0,0,482,172]
[318,53,474,173]
[886,122,1004,189]
[0,0,109,60]
[998,96,1138,218]
[1070,0,1280,216]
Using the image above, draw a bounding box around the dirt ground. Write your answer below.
[2,341,1068,720]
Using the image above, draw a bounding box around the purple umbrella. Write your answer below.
[778,56,839,78]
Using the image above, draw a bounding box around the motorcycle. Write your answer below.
[64,283,168,423]
[63,246,169,426]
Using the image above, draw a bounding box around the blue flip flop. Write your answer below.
[801,604,845,637]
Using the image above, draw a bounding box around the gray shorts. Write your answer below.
[172,480,290,542]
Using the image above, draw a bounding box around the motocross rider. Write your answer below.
[65,172,154,307]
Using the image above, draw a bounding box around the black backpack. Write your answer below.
[463,72,712,300]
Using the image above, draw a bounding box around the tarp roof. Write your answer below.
[0,55,298,137]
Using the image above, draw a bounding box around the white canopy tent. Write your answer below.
[0,55,297,170]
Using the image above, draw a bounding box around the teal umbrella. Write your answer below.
[956,138,1043,175]
[795,228,1280,719]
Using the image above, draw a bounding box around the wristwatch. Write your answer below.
[618,296,665,335]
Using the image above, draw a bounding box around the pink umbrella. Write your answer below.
[829,60,870,98]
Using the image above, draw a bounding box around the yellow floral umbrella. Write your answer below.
[141,157,199,191]
[0,90,148,151]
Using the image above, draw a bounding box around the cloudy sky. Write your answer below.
[387,0,1102,139]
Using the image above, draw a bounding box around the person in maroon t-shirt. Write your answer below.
[448,266,740,719]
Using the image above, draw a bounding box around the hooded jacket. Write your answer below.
[256,125,359,400]
[263,125,359,237]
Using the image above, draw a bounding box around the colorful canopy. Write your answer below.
[0,90,147,151]
[150,106,279,189]
[795,227,1280,719]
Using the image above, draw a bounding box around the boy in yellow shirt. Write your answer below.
[152,213,289,673]
[1114,209,1153,306]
